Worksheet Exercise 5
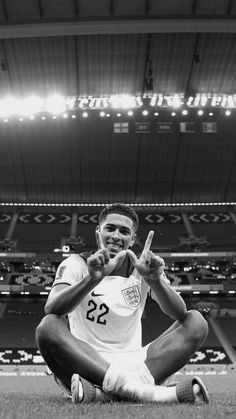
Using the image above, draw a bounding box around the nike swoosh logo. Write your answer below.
[91,291,104,297]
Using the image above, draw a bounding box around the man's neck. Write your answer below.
[110,253,133,278]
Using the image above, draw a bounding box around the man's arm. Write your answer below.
[45,275,99,316]
[128,231,187,322]
[45,245,127,316]
[148,274,187,321]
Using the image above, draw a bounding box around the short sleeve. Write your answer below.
[52,256,86,288]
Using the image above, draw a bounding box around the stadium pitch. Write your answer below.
[0,374,235,419]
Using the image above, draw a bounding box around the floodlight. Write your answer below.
[45,95,66,114]
[0,97,17,117]
[18,96,43,116]
[172,95,182,108]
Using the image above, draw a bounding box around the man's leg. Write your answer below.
[144,309,209,384]
[35,314,109,389]
[36,312,209,404]
[102,309,209,403]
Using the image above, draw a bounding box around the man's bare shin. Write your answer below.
[144,310,208,384]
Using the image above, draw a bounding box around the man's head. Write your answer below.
[97,203,139,256]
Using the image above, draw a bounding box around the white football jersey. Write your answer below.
[53,254,149,354]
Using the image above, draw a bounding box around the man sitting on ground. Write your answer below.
[36,203,209,404]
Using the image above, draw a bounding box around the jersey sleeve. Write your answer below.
[52,256,86,288]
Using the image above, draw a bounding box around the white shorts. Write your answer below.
[98,343,151,367]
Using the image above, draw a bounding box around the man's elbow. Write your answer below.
[169,304,187,322]
[44,301,54,315]
[44,304,50,315]
[178,306,188,322]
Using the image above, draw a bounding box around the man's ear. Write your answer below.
[96,225,100,232]
[129,233,137,248]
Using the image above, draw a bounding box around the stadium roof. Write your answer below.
[0,0,235,206]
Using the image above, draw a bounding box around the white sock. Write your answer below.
[102,363,128,393]
[121,381,178,403]
[102,362,178,403]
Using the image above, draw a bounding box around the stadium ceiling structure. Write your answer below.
[0,0,235,207]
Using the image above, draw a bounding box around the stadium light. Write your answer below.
[0,97,18,117]
[109,95,137,109]
[227,95,234,107]
[200,95,208,107]
[1,201,236,207]
[45,95,66,115]
[172,94,182,108]
[0,94,235,121]
[18,96,44,116]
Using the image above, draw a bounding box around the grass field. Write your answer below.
[0,374,235,419]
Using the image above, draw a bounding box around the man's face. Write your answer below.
[98,213,136,257]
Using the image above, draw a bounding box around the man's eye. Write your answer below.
[106,226,114,231]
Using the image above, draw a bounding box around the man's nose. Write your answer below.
[112,229,121,240]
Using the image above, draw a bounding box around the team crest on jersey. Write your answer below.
[121,286,141,307]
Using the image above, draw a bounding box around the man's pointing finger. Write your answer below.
[141,230,154,255]
[96,229,104,250]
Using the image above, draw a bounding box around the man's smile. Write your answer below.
[106,241,123,252]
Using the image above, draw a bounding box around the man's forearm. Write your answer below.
[45,275,99,316]
[148,276,187,321]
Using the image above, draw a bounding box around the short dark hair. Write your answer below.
[98,203,139,231]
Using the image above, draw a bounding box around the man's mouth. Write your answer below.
[106,242,123,252]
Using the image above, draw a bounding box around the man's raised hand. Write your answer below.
[87,230,126,281]
[127,231,165,283]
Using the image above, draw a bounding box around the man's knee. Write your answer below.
[35,314,60,347]
[184,310,208,347]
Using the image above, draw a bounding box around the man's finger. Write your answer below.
[141,230,154,256]
[96,229,104,250]
[127,249,139,266]
[101,248,109,264]
[97,253,105,266]
[112,250,127,265]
